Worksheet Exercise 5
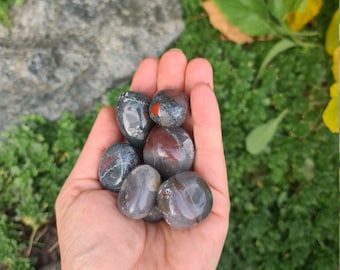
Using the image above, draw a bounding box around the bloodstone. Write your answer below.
[116,91,153,148]
[149,89,189,127]
[98,143,139,192]
[144,205,163,223]
[118,165,161,219]
[157,171,212,229]
[143,126,194,178]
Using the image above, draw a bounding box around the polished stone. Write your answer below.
[98,142,139,192]
[143,126,194,178]
[157,171,212,229]
[116,91,153,148]
[149,89,189,127]
[143,205,163,223]
[118,164,161,219]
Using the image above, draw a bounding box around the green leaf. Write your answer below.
[284,0,307,13]
[256,39,297,79]
[266,0,285,20]
[246,108,289,155]
[213,0,274,36]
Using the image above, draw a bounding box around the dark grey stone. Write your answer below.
[39,261,61,270]
[116,91,153,148]
[0,0,184,132]
[99,142,140,193]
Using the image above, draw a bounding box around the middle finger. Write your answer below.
[157,49,187,92]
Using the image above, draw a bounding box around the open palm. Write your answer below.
[55,49,230,270]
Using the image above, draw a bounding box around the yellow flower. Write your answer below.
[332,48,338,82]
[329,82,339,98]
[322,10,338,133]
[286,0,323,31]
[322,83,339,133]
[22,216,35,227]
[325,10,339,56]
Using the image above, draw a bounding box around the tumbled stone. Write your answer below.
[98,142,139,192]
[149,89,189,127]
[157,171,213,229]
[143,205,163,223]
[143,126,194,178]
[116,91,153,148]
[118,164,161,219]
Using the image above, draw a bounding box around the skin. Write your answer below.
[55,49,230,270]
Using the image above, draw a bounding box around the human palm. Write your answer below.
[55,49,230,270]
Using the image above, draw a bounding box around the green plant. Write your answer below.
[0,0,25,27]
[0,112,95,269]
[178,1,338,269]
[205,0,323,79]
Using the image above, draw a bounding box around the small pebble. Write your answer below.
[149,89,189,127]
[157,171,213,229]
[143,126,194,178]
[118,165,161,219]
[116,91,153,148]
[143,205,163,223]
[98,142,139,192]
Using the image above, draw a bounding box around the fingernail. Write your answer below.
[169,48,183,53]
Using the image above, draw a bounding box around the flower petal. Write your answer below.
[330,83,339,98]
[325,9,339,56]
[322,95,339,133]
[332,48,339,82]
[286,0,323,31]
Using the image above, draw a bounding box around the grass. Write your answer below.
[0,0,338,269]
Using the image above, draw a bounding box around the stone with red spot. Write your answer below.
[149,89,189,127]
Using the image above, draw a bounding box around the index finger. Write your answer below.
[130,58,159,97]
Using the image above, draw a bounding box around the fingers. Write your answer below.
[190,84,228,196]
[67,106,122,182]
[131,50,212,97]
[130,58,159,97]
[185,58,229,217]
[157,49,187,92]
[130,49,187,97]
[185,58,214,93]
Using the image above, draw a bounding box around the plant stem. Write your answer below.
[24,226,38,258]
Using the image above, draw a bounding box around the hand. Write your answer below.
[55,49,230,270]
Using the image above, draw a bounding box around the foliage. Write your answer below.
[0,112,95,269]
[0,0,25,27]
[245,108,288,155]
[179,0,338,269]
[0,0,338,269]
[204,0,323,83]
[211,0,322,38]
